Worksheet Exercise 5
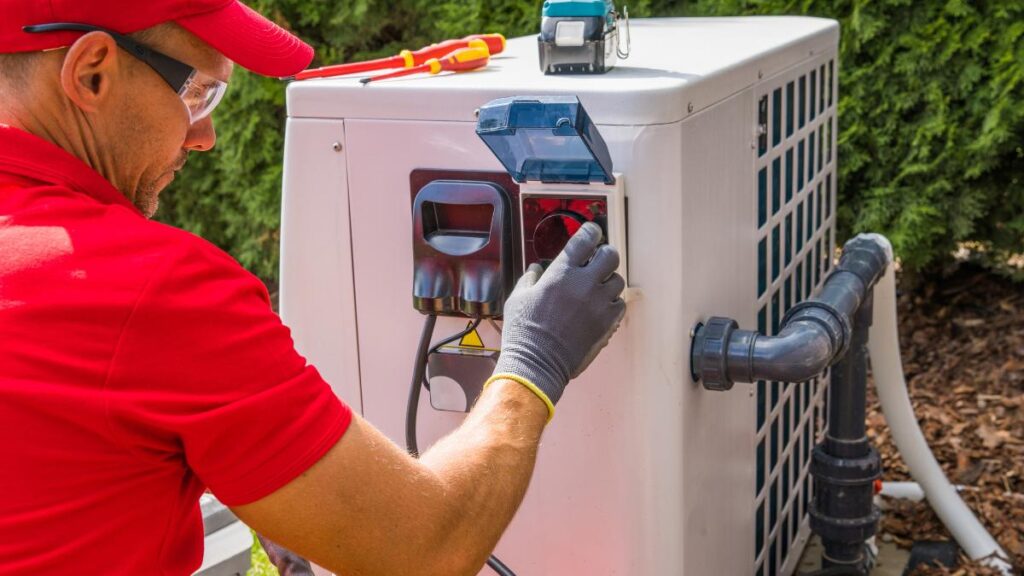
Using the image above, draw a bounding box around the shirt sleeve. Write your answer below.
[104,237,352,506]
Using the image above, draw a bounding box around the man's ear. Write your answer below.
[59,31,121,114]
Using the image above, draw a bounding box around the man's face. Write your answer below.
[105,25,233,217]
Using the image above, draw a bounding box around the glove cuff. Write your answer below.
[483,373,556,422]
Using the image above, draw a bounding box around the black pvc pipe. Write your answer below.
[743,319,835,383]
[691,235,890,391]
[827,296,872,458]
[691,234,890,573]
[810,295,881,573]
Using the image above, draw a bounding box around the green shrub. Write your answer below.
[160,0,1023,284]
[693,0,1024,277]
[158,0,683,284]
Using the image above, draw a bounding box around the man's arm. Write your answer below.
[232,222,625,576]
[255,533,315,576]
[233,378,547,576]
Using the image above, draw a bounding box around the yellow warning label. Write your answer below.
[458,322,486,348]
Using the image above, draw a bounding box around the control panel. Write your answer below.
[519,177,628,283]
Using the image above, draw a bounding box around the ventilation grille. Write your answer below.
[753,55,837,576]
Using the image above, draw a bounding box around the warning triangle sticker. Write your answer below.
[458,322,485,348]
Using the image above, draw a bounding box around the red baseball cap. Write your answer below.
[0,0,313,78]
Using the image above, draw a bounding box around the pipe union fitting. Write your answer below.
[691,317,737,391]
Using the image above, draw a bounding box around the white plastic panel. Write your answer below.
[287,18,838,127]
[676,90,759,576]
[279,118,362,408]
[341,117,688,574]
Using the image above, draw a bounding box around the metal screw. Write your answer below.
[689,323,700,338]
[758,70,763,79]
[474,108,480,119]
[332,142,343,152]
[687,102,694,114]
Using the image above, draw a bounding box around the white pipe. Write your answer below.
[880,481,929,502]
[870,265,1014,575]
[879,481,971,503]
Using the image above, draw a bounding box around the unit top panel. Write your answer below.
[287,17,838,126]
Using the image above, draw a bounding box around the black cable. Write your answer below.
[423,319,484,392]
[486,554,516,576]
[405,315,516,576]
[406,314,437,457]
[431,318,483,354]
[798,565,866,576]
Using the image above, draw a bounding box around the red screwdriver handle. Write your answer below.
[406,33,503,64]
[465,33,505,56]
[408,38,470,63]
[292,54,406,80]
[361,46,491,84]
[293,34,504,82]
[438,46,491,72]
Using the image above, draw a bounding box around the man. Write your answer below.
[0,1,626,574]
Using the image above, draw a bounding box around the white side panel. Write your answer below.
[280,118,362,408]
[343,117,694,574]
[344,118,503,444]
[678,91,759,575]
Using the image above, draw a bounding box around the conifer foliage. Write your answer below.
[160,1,1023,283]
[699,0,1024,277]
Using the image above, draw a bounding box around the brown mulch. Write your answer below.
[866,265,1024,575]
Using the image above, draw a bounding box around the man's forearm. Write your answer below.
[232,224,623,575]
[418,378,549,572]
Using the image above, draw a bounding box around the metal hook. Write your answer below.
[615,6,631,60]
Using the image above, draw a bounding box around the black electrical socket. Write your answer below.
[411,179,513,318]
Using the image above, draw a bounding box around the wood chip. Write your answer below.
[871,267,1024,574]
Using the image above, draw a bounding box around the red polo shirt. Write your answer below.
[0,125,352,574]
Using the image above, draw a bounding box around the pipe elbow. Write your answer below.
[749,321,835,382]
[692,232,893,391]
[693,314,839,388]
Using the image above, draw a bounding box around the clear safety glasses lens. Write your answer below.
[177,71,228,124]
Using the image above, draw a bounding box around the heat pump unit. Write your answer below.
[281,17,839,576]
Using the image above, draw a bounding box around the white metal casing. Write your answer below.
[281,17,839,576]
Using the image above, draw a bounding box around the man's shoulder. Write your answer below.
[69,202,251,287]
[116,217,264,306]
[2,180,264,308]
[3,179,237,270]
[136,217,244,271]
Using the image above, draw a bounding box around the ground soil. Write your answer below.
[868,265,1024,575]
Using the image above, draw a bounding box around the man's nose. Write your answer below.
[183,116,217,152]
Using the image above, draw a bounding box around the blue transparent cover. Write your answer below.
[475,96,615,184]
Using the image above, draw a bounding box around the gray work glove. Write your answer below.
[487,222,626,420]
[255,533,315,576]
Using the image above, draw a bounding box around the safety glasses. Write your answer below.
[23,23,228,124]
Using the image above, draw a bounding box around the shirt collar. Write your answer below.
[0,124,140,213]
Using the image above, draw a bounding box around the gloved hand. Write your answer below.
[486,222,626,421]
